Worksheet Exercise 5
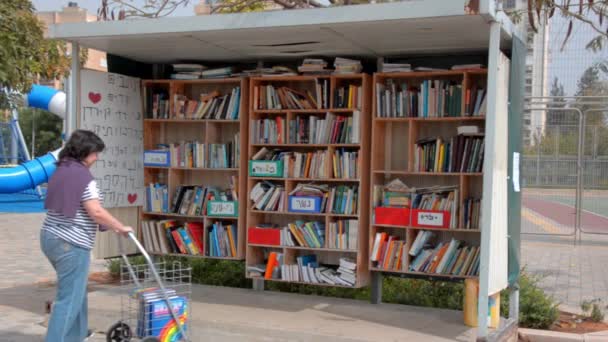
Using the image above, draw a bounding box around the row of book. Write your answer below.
[371,231,479,276]
[171,184,237,216]
[375,80,460,118]
[250,147,359,180]
[254,85,317,110]
[249,182,359,215]
[141,220,203,255]
[251,112,360,145]
[141,220,238,258]
[158,133,240,168]
[463,197,481,229]
[291,183,359,215]
[334,85,363,109]
[281,221,325,248]
[275,219,358,250]
[145,183,168,213]
[414,134,484,173]
[207,222,238,258]
[146,87,241,120]
[375,80,486,118]
[289,112,360,144]
[410,238,480,276]
[173,87,241,120]
[248,253,356,286]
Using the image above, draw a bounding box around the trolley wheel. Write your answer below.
[106,321,132,342]
[141,337,160,342]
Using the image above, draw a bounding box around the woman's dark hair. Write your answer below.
[58,129,105,163]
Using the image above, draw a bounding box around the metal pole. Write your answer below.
[536,127,541,186]
[66,42,80,137]
[575,111,584,244]
[31,109,36,157]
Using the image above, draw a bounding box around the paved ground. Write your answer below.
[521,188,608,313]
[0,212,478,341]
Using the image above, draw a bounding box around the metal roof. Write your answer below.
[48,0,516,64]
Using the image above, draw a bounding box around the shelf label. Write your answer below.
[417,212,444,226]
[207,201,237,217]
[291,198,315,211]
[288,196,322,213]
[144,150,170,167]
[249,160,283,177]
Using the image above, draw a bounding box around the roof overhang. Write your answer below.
[48,0,516,64]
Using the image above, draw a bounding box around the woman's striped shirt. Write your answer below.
[42,180,102,250]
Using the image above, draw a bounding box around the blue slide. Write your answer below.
[0,85,66,193]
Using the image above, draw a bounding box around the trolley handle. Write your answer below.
[117,232,190,341]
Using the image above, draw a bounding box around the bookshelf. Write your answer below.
[141,78,248,260]
[369,69,487,280]
[246,74,372,288]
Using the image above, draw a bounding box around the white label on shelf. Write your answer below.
[290,197,316,211]
[209,202,236,216]
[417,212,444,226]
[144,152,168,165]
[251,161,278,175]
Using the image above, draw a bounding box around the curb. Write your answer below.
[519,328,608,342]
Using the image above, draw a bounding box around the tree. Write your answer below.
[98,0,388,19]
[0,0,71,110]
[546,77,566,126]
[506,1,608,51]
[18,107,63,157]
[573,64,608,126]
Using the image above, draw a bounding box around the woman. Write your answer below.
[41,129,133,342]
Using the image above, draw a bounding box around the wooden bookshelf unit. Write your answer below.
[246,74,372,288]
[369,69,487,280]
[141,78,249,260]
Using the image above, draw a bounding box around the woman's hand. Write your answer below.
[115,225,134,237]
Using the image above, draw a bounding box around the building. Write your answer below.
[503,0,550,145]
[37,2,107,89]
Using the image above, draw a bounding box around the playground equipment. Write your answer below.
[0,85,65,194]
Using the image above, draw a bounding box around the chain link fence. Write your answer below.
[522,98,608,237]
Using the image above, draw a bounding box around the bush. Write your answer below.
[581,299,605,323]
[501,272,559,329]
[105,258,558,329]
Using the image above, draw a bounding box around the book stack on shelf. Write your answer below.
[171,63,206,80]
[172,86,241,120]
[370,68,485,280]
[140,220,204,256]
[141,77,248,261]
[413,133,485,173]
[298,59,333,75]
[145,183,169,213]
[247,253,357,287]
[246,73,371,288]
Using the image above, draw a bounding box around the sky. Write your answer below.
[547,13,608,96]
[32,0,196,17]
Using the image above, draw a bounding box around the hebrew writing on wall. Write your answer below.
[80,69,144,208]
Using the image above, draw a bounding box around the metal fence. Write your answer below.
[522,97,608,238]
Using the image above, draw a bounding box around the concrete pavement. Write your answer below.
[0,212,478,341]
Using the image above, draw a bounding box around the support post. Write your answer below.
[66,42,80,137]
[370,271,382,304]
[252,278,264,291]
[477,20,504,339]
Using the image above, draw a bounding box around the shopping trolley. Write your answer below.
[106,232,191,342]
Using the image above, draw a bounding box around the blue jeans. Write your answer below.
[40,230,90,342]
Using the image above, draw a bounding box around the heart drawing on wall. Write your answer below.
[88,92,102,104]
[127,194,137,204]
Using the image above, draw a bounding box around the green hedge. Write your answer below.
[107,257,558,329]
